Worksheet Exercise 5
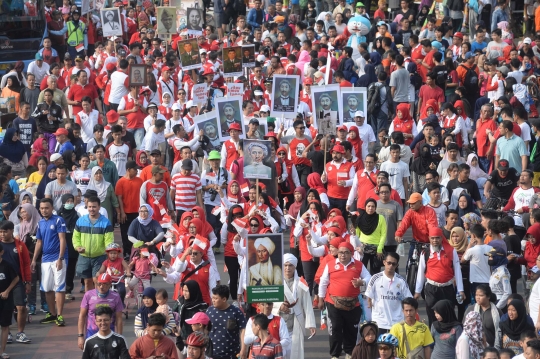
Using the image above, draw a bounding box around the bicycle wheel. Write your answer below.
[406,263,418,293]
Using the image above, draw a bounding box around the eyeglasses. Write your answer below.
[250,223,260,227]
[338,251,351,255]
[139,209,148,213]
[385,261,398,266]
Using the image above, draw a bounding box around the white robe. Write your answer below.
[272,273,316,359]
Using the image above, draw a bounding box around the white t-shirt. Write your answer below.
[365,272,413,329]
[380,160,410,199]
[529,278,540,327]
[345,123,376,160]
[462,244,493,283]
[140,127,165,152]
[519,121,532,155]
[107,143,130,176]
[426,203,447,227]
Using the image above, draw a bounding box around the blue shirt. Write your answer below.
[36,215,67,263]
[58,141,75,155]
[471,40,488,54]
[496,134,527,173]
[8,179,19,196]
[207,305,246,358]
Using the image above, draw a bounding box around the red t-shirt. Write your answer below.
[419,85,444,114]
[68,83,99,114]
[103,258,124,281]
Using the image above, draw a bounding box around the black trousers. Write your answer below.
[329,197,348,223]
[296,164,312,190]
[65,232,79,293]
[302,259,319,296]
[289,247,304,278]
[327,302,362,357]
[120,212,138,256]
[225,256,241,300]
[361,252,382,275]
[424,283,456,327]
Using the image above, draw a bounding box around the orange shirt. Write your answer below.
[115,176,144,213]
[456,63,479,85]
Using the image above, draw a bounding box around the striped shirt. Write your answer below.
[170,173,202,210]
[250,335,283,359]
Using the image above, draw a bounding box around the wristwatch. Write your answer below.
[78,334,84,337]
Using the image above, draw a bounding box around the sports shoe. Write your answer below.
[41,303,49,313]
[65,293,74,300]
[56,315,65,326]
[7,333,12,344]
[28,305,36,315]
[16,332,31,343]
[40,313,57,324]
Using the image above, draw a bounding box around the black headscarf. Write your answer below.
[432,299,462,333]
[411,144,434,175]
[58,194,78,232]
[62,150,75,170]
[182,280,204,307]
[356,199,379,235]
[500,299,535,340]
[137,287,158,328]
[357,64,377,88]
[36,164,57,200]
[353,322,379,359]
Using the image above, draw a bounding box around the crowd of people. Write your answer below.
[4,0,540,358]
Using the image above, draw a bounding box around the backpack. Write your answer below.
[367,82,391,115]
[410,72,423,91]
[460,64,479,88]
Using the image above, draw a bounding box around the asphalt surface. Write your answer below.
[8,227,418,359]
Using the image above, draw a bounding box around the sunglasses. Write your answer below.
[250,223,260,227]
[278,152,286,156]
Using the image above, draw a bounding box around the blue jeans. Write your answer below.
[128,128,145,149]
[370,110,389,139]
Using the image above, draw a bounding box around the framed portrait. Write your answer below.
[156,7,177,36]
[100,8,122,37]
[241,45,255,68]
[244,118,267,140]
[246,233,284,302]
[243,139,272,180]
[195,111,222,152]
[216,96,244,140]
[340,87,367,124]
[222,46,243,77]
[311,84,342,127]
[128,64,147,87]
[186,7,204,34]
[177,39,202,70]
[271,74,299,118]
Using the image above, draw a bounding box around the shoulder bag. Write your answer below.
[401,322,425,359]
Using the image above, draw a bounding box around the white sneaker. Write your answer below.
[16,332,31,343]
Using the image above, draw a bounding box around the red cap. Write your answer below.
[161,65,171,72]
[185,312,210,325]
[327,226,343,236]
[337,125,348,132]
[303,77,313,85]
[97,273,112,283]
[106,62,116,71]
[210,40,220,51]
[202,68,214,76]
[139,87,151,95]
[227,123,242,132]
[428,227,445,238]
[338,241,354,252]
[53,128,68,136]
[453,32,464,39]
[329,237,344,248]
[107,110,120,123]
[331,144,345,154]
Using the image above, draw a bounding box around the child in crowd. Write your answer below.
[96,243,131,304]
[86,124,106,159]
[155,288,171,317]
[462,224,492,303]
[127,249,153,296]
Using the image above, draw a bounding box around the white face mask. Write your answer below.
[421,48,427,56]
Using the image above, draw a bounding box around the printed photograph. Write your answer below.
[177,39,202,70]
[247,233,283,286]
[243,139,272,180]
[128,64,147,87]
[156,7,177,35]
[100,8,122,37]
[271,74,299,117]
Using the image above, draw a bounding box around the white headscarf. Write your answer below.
[86,166,111,202]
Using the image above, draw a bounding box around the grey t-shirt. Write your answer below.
[389,68,410,103]
[376,200,403,246]
[44,180,79,212]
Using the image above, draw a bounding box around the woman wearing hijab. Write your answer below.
[357,63,377,88]
[135,150,149,174]
[287,187,306,277]
[486,243,511,310]
[0,128,28,176]
[86,166,119,225]
[192,205,218,247]
[134,287,176,337]
[515,223,540,270]
[220,205,245,300]
[28,139,50,168]
[58,193,80,300]
[177,280,208,350]
[466,154,488,184]
[36,164,57,206]
[128,204,164,260]
[62,149,76,171]
[390,103,417,146]
[9,191,34,227]
[356,199,386,274]
[456,311,485,359]
[449,227,471,321]
[0,61,27,91]
[218,180,246,220]
[306,173,330,211]
[351,321,379,359]
[348,126,363,160]
[457,193,480,228]
[431,299,463,359]
[499,299,535,354]
[411,143,438,193]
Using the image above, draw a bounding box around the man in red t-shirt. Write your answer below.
[475,105,498,172]
[67,70,102,115]
[417,73,444,119]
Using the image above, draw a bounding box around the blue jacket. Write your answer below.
[491,7,509,32]
[247,8,266,28]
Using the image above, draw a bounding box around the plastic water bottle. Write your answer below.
[456,292,463,305]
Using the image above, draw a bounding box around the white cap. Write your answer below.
[200,48,207,54]
[524,37,532,44]
[254,90,264,96]
[50,153,62,162]
[186,100,196,108]
[257,54,266,62]
[260,104,270,112]
[354,110,364,118]
[110,35,119,41]
[172,103,181,111]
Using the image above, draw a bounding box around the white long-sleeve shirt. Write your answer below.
[163,258,219,300]
[318,258,371,298]
[415,245,464,294]
[244,315,291,357]
[489,265,512,309]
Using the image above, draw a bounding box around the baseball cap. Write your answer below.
[264,77,273,84]
[354,110,364,118]
[496,66,509,77]
[260,105,270,113]
[200,48,207,54]
[75,56,84,62]
[303,77,313,85]
[110,36,119,41]
[524,37,532,45]
[453,32,464,39]
[407,193,423,204]
[181,159,193,171]
[171,103,181,111]
[464,51,477,60]
[140,249,150,257]
[54,128,69,136]
[187,100,196,108]
[72,9,80,15]
[150,149,161,156]
[97,273,112,283]
[331,144,345,154]
[107,110,120,123]
[50,153,62,162]
[185,312,210,325]
[151,165,166,174]
[202,68,214,76]
[117,49,127,57]
[84,189,98,198]
[228,123,242,132]
[208,150,221,161]
[106,62,116,71]
[337,125,348,132]
[35,53,43,60]
[356,1,364,6]
[274,15,285,23]
[257,54,266,62]
[126,160,140,170]
[161,65,171,72]
[377,20,387,28]
[498,159,510,171]
[147,102,158,109]
[249,118,259,125]
[139,87,151,95]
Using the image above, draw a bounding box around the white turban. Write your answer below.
[283,253,298,267]
[254,237,275,255]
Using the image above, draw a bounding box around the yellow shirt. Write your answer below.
[389,321,434,359]
[28,171,44,185]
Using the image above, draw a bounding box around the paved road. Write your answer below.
[9,227,418,359]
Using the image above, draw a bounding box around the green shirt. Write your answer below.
[355,215,387,253]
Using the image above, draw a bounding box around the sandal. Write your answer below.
[2,352,10,359]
